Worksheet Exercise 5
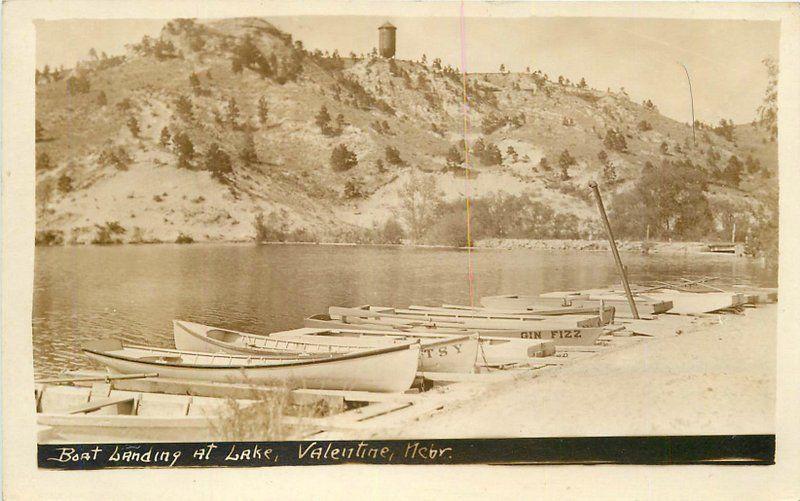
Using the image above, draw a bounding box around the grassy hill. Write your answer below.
[35,17,778,250]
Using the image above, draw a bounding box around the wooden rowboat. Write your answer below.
[406,304,616,326]
[36,383,252,443]
[271,328,555,366]
[330,305,603,329]
[82,339,420,393]
[586,287,744,315]
[305,314,602,346]
[482,294,672,318]
[174,320,479,374]
[174,320,356,356]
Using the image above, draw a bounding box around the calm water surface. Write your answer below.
[32,243,776,377]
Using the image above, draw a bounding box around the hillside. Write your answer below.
[34,17,778,247]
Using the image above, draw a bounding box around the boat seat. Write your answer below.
[39,385,91,413]
[137,393,193,417]
[207,329,241,343]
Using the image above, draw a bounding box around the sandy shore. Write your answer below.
[372,305,776,438]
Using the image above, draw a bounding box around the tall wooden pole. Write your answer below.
[679,62,696,146]
[589,181,640,319]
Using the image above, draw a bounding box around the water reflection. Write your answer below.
[32,243,776,377]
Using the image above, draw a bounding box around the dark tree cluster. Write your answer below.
[603,129,628,152]
[330,144,358,172]
[472,138,502,166]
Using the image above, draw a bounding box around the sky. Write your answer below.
[36,15,779,124]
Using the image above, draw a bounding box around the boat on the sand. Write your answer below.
[82,339,420,393]
[329,305,604,329]
[36,382,251,443]
[174,320,479,374]
[269,327,551,367]
[305,313,603,346]
[482,293,672,317]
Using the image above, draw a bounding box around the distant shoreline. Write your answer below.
[35,236,748,257]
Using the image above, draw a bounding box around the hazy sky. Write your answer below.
[37,16,779,124]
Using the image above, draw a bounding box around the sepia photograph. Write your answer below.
[4,0,800,495]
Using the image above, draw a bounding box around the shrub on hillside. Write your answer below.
[636,120,652,132]
[385,146,404,166]
[175,95,193,121]
[610,159,713,240]
[603,129,628,152]
[558,149,576,180]
[254,211,291,243]
[343,178,365,199]
[538,157,551,171]
[126,116,140,138]
[713,119,735,142]
[722,155,743,187]
[472,138,502,166]
[57,174,73,193]
[238,132,258,166]
[204,143,233,180]
[330,144,357,172]
[172,132,195,169]
[66,74,91,95]
[378,216,405,244]
[398,171,444,242]
[99,146,133,171]
[422,209,470,247]
[92,221,125,244]
[36,152,52,171]
[159,127,171,147]
[258,96,269,125]
[175,233,194,244]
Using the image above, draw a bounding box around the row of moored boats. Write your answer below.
[37,278,777,442]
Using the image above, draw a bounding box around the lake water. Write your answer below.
[32,243,776,377]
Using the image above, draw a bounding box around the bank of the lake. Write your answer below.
[357,304,776,439]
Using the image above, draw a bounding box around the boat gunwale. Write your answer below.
[176,320,358,355]
[83,340,420,370]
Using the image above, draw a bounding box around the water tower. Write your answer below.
[378,22,396,58]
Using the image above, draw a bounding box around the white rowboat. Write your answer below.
[174,320,479,374]
[82,339,420,393]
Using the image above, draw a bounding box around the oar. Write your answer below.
[35,372,159,385]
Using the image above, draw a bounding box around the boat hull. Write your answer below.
[83,341,420,393]
[268,329,479,373]
[304,316,600,346]
[482,294,672,317]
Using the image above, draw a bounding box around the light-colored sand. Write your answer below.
[383,305,776,438]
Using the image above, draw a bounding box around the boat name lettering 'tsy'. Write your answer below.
[420,343,463,358]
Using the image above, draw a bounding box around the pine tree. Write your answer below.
[315,105,332,134]
[126,116,140,138]
[205,143,233,180]
[175,95,193,121]
[172,132,195,169]
[239,132,258,166]
[226,97,240,127]
[330,144,357,171]
[159,127,171,147]
[257,96,269,125]
[385,146,404,166]
[189,72,201,95]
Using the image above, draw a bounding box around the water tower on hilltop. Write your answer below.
[378,22,396,58]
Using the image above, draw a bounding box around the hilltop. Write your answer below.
[34,18,778,250]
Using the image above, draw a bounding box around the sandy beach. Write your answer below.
[349,305,777,439]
